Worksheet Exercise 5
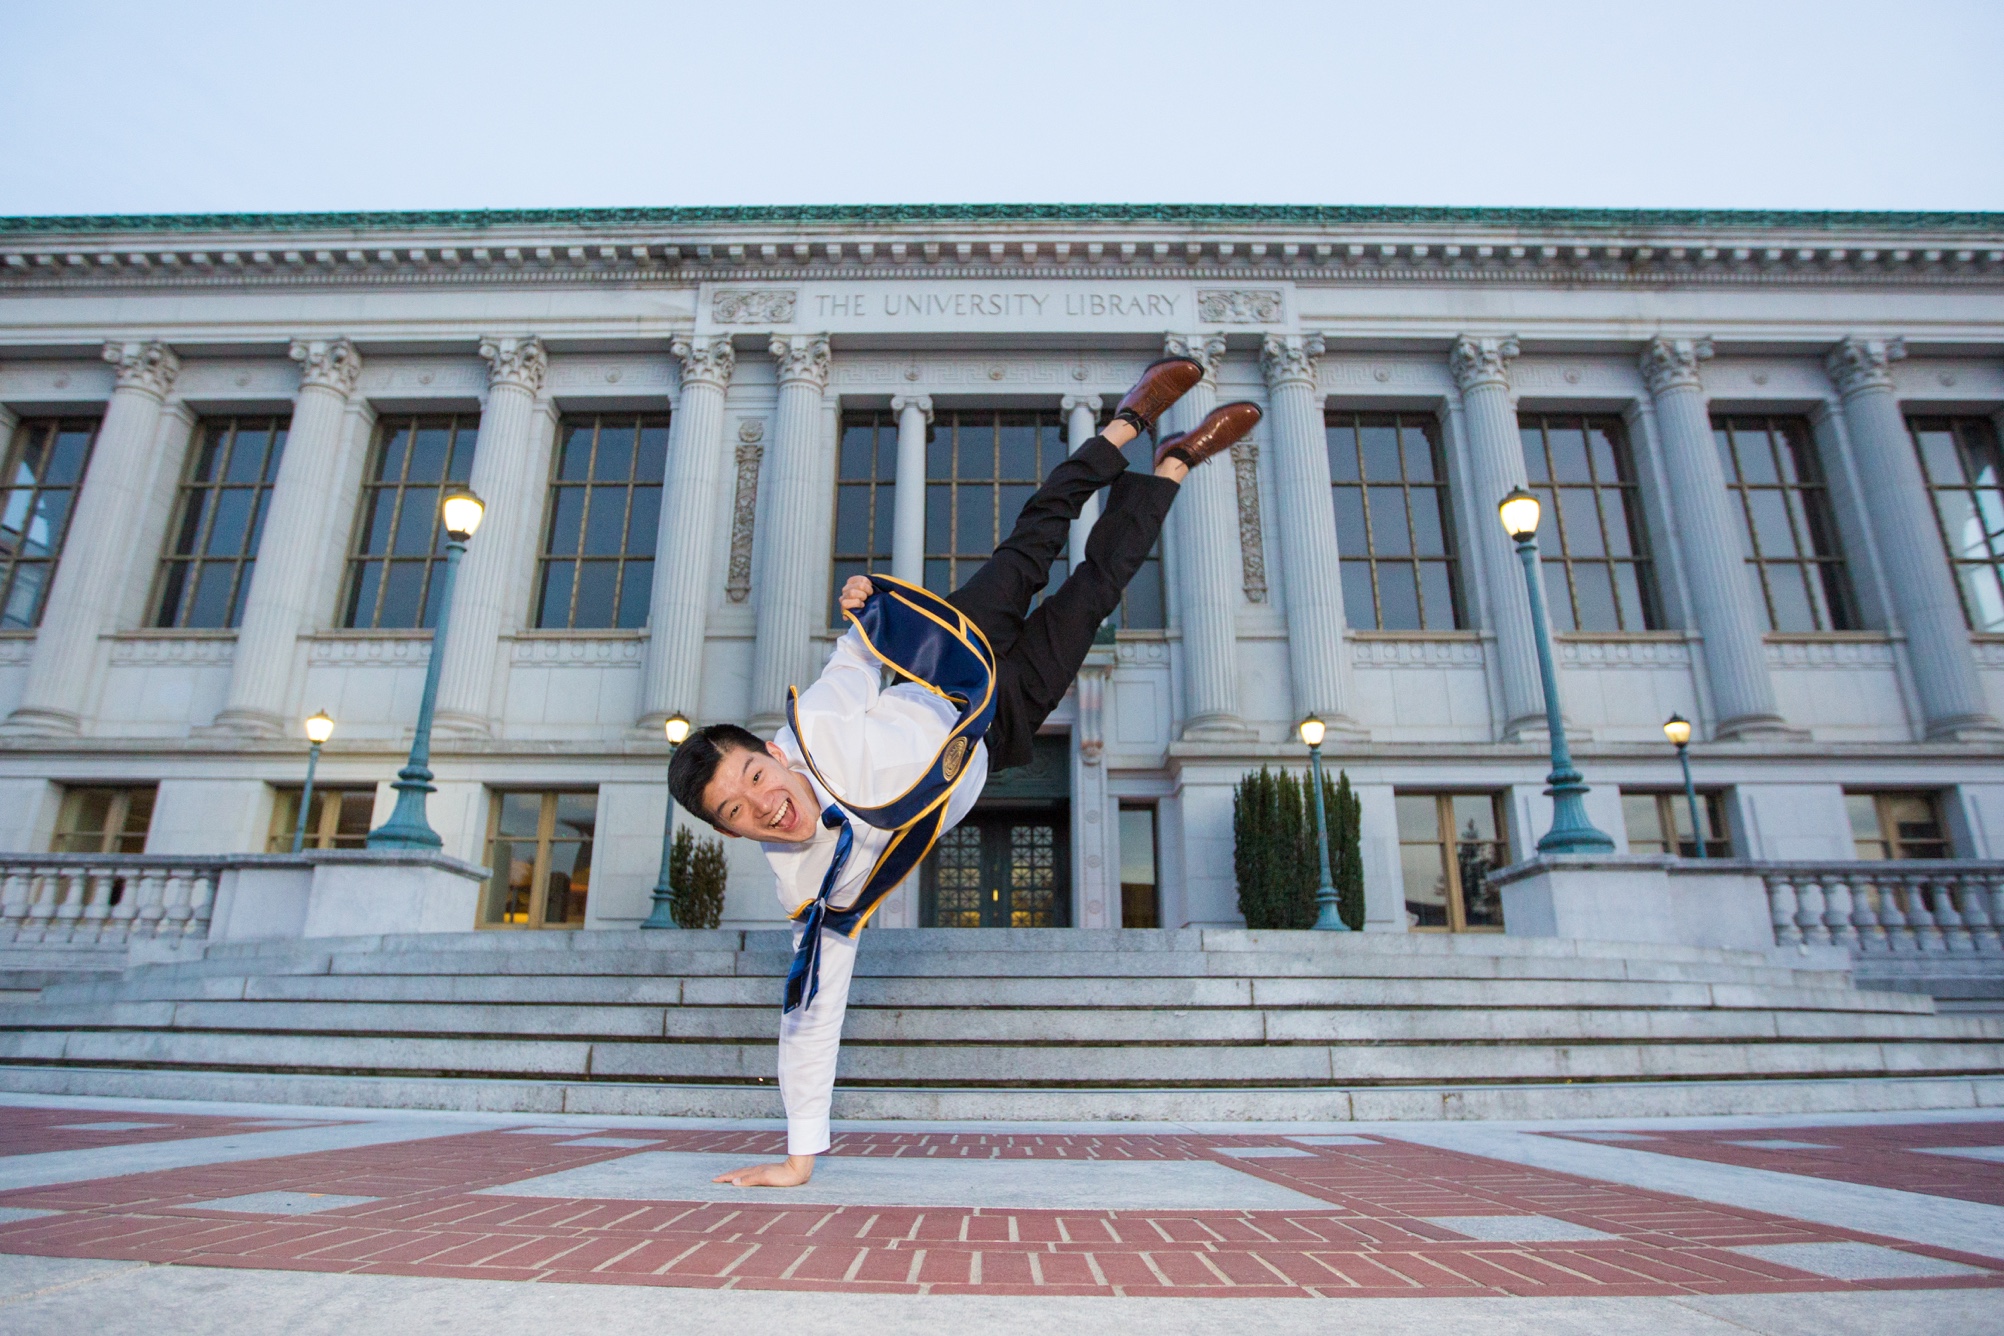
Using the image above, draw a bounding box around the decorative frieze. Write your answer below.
[356,359,486,395]
[1114,639,1170,667]
[1349,637,1487,667]
[307,636,431,667]
[508,637,643,665]
[1196,289,1283,323]
[547,355,676,393]
[107,636,236,666]
[1556,637,1694,668]
[726,441,763,603]
[101,340,180,397]
[289,337,361,395]
[1232,441,1267,604]
[1764,637,1898,669]
[713,289,797,324]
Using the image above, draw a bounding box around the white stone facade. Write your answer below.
[1,205,2001,933]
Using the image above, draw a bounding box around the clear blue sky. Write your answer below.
[4,0,2000,216]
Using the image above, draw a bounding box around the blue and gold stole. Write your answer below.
[781,576,996,1013]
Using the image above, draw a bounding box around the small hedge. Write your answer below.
[1232,766,1364,930]
[667,826,729,929]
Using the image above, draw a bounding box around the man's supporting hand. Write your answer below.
[838,575,875,613]
[712,1153,816,1188]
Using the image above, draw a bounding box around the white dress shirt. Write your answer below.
[760,624,988,1154]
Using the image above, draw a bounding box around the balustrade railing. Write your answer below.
[1760,862,2004,957]
[0,855,224,946]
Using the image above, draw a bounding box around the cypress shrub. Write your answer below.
[669,826,729,930]
[1233,765,1365,930]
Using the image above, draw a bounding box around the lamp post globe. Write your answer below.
[1663,713,1708,859]
[292,710,335,853]
[643,714,695,928]
[366,489,483,850]
[1498,490,1616,856]
[1298,716,1350,931]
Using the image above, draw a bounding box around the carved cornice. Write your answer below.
[1825,335,1906,397]
[889,393,934,423]
[769,334,831,388]
[102,340,180,397]
[1447,335,1519,393]
[1638,336,1714,397]
[669,334,735,391]
[289,337,361,396]
[479,335,548,394]
[1164,334,1227,384]
[1260,333,1325,389]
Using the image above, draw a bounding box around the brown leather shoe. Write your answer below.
[1112,356,1204,435]
[1154,401,1262,471]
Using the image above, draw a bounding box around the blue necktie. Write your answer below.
[781,805,854,1014]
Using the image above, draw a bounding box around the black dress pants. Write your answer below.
[945,436,1177,770]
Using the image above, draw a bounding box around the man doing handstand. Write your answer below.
[668,356,1261,1187]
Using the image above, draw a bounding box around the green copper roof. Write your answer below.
[1,203,1999,235]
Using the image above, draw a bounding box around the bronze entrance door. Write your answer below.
[920,809,1070,927]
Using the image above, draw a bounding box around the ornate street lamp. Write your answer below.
[367,487,484,849]
[1662,713,1707,859]
[1298,715,1351,931]
[290,710,335,853]
[1498,488,1616,854]
[642,713,694,929]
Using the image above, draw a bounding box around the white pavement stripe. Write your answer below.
[1382,1124,2004,1262]
[0,1121,485,1192]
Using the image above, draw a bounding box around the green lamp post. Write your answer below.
[1299,715,1351,931]
[642,713,694,929]
[290,710,335,853]
[1663,713,1707,858]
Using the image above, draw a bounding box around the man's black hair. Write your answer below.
[668,723,769,827]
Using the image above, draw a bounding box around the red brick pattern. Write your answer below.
[0,1121,1997,1299]
[0,1106,349,1158]
[1543,1122,2004,1207]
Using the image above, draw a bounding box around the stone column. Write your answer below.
[1827,336,2001,740]
[889,393,932,586]
[433,336,548,735]
[1639,336,1788,739]
[1063,394,1102,569]
[1163,334,1249,739]
[749,334,833,729]
[637,335,735,730]
[210,339,364,735]
[7,341,180,735]
[1261,334,1362,731]
[1448,335,1545,739]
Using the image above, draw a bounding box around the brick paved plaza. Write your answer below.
[0,1095,1998,1332]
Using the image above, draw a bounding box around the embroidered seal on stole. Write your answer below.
[942,736,970,783]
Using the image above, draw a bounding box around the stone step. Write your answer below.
[0,1062,1992,1123]
[33,968,1931,1016]
[4,999,1995,1045]
[4,1026,1998,1085]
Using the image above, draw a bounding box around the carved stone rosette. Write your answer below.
[1638,336,1714,396]
[479,335,548,394]
[289,337,362,396]
[769,334,832,388]
[725,442,763,603]
[1164,333,1228,385]
[1260,333,1325,390]
[670,334,736,391]
[101,340,180,398]
[1825,335,1906,397]
[1447,334,1520,393]
[1233,440,1268,604]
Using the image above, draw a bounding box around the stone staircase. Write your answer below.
[1,928,2001,1121]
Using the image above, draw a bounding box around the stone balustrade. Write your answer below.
[0,855,222,945]
[1762,862,2004,957]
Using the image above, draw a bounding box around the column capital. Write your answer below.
[289,337,362,396]
[1260,333,1326,389]
[1165,333,1227,384]
[1448,334,1520,393]
[769,334,832,389]
[101,340,180,398]
[1638,335,1714,397]
[479,335,547,394]
[1826,335,1906,398]
[669,334,735,391]
[1059,393,1101,415]
[890,393,934,422]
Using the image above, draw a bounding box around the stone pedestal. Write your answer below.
[7,341,180,735]
[638,335,734,729]
[209,850,490,941]
[211,339,363,735]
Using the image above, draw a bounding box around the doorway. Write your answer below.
[919,734,1072,928]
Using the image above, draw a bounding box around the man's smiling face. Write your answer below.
[699,742,819,844]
